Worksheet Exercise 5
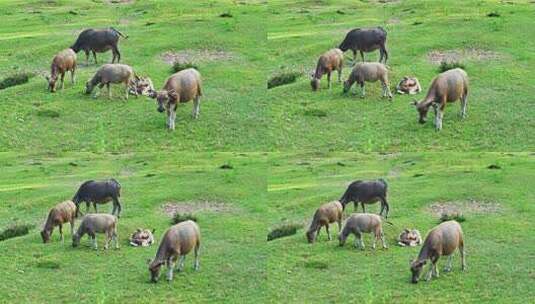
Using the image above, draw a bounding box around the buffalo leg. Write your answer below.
[326,224,331,241]
[60,72,65,90]
[92,51,97,64]
[59,224,63,243]
[167,257,176,281]
[112,46,121,63]
[84,50,90,65]
[360,50,365,62]
[380,196,390,218]
[361,202,366,213]
[352,50,357,62]
[113,196,122,218]
[327,72,331,89]
[444,255,453,272]
[113,229,119,249]
[192,96,200,119]
[194,243,200,270]
[337,67,342,83]
[460,95,468,119]
[360,82,366,98]
[90,233,97,250]
[93,203,98,214]
[381,229,387,249]
[177,255,186,272]
[71,67,76,84]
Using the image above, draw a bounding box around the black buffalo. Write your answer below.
[70,27,127,65]
[338,27,388,64]
[72,179,122,218]
[339,178,390,218]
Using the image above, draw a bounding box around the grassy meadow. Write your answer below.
[267,0,535,151]
[0,0,268,152]
[0,152,268,303]
[0,152,533,303]
[266,152,534,303]
[0,0,534,303]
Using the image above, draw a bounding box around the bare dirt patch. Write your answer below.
[161,49,235,65]
[427,199,502,215]
[427,48,500,64]
[162,200,235,216]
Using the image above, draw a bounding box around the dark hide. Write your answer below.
[338,27,388,63]
[339,178,390,218]
[72,178,122,217]
[70,28,127,64]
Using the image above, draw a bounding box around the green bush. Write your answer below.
[439,212,466,223]
[0,222,34,241]
[36,260,61,270]
[267,222,303,241]
[171,213,198,225]
[171,61,199,73]
[438,61,465,73]
[267,71,301,89]
[0,72,33,90]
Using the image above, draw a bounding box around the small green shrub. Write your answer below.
[37,110,60,118]
[171,213,198,225]
[303,109,327,118]
[267,222,303,241]
[219,12,233,18]
[303,260,328,270]
[36,260,61,270]
[487,12,500,18]
[267,71,301,89]
[439,212,466,223]
[0,72,33,90]
[0,222,34,241]
[171,61,198,73]
[438,61,465,73]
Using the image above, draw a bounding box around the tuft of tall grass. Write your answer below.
[0,72,33,90]
[0,222,34,241]
[267,71,301,89]
[438,61,465,73]
[171,213,198,225]
[267,222,303,241]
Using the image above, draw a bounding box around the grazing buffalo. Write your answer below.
[70,27,127,65]
[72,179,122,218]
[412,68,469,131]
[410,221,466,283]
[339,179,390,218]
[338,27,388,63]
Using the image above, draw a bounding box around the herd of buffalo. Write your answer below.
[46,27,202,130]
[32,25,469,284]
[312,26,470,131]
[40,176,464,284]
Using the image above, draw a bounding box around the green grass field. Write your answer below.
[267,0,535,151]
[0,152,533,303]
[0,0,268,152]
[0,0,534,303]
